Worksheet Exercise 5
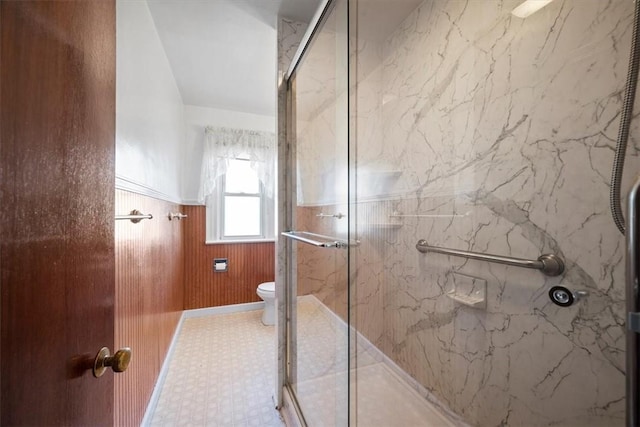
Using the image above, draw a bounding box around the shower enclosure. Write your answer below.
[279,0,638,425]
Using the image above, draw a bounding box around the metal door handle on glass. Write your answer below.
[282,231,356,248]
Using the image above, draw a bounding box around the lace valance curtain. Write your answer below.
[198,126,275,203]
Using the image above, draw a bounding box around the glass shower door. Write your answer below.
[284,0,636,425]
[285,1,350,425]
[348,0,634,426]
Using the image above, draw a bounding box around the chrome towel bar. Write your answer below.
[316,212,345,219]
[415,240,564,277]
[390,211,469,218]
[282,231,345,248]
[115,209,153,223]
[168,212,188,221]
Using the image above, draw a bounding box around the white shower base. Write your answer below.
[293,295,466,426]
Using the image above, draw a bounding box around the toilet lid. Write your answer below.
[258,281,275,292]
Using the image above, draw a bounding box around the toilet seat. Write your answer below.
[258,281,275,293]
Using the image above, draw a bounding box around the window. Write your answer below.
[223,159,262,237]
[206,158,274,242]
[199,127,275,243]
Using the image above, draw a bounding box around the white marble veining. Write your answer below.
[288,0,638,425]
[294,5,350,208]
[357,0,633,425]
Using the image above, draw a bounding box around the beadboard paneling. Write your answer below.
[115,190,184,427]
[183,205,275,309]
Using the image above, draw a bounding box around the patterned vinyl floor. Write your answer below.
[148,309,283,427]
[147,297,458,426]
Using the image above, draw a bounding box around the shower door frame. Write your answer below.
[276,0,352,424]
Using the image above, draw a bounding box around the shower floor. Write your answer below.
[146,297,460,426]
[294,295,460,427]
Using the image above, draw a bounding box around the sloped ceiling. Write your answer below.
[146,0,424,117]
[146,0,320,117]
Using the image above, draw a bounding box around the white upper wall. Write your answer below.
[181,105,276,204]
[147,1,276,116]
[116,0,185,203]
[116,1,318,204]
[146,0,320,116]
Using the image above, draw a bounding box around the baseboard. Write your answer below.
[140,312,187,427]
[183,301,264,318]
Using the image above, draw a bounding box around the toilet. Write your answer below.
[256,281,275,325]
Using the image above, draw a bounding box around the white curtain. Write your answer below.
[198,126,275,203]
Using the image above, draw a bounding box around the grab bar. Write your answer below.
[415,240,564,277]
[626,176,640,426]
[115,209,153,223]
[282,231,347,248]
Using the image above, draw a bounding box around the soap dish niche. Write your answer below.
[446,272,486,309]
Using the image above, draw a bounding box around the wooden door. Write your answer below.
[0,1,116,425]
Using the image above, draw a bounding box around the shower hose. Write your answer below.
[611,0,640,236]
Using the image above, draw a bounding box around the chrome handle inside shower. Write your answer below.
[626,175,640,427]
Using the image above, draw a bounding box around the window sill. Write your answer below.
[205,239,276,245]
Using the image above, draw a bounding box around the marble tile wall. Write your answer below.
[350,0,639,425]
[287,0,640,426]
[295,206,349,321]
[295,8,349,208]
[290,0,350,331]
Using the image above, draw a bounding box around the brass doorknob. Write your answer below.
[93,347,132,378]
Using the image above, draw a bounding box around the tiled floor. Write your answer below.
[148,298,459,427]
[148,309,284,427]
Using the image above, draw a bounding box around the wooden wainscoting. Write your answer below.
[115,190,184,426]
[183,205,275,309]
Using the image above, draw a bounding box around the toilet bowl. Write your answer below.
[256,281,275,325]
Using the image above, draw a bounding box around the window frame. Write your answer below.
[220,173,264,240]
[205,158,274,244]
